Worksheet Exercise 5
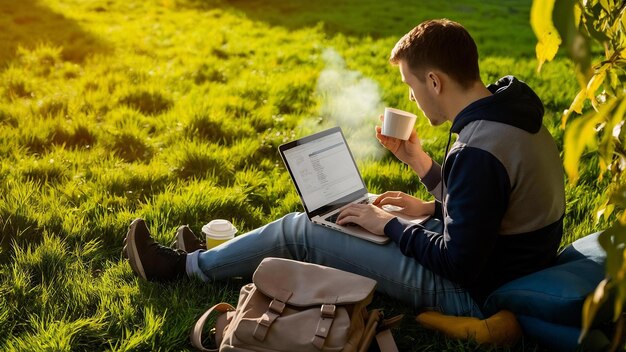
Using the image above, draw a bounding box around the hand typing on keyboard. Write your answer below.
[372,191,435,217]
[381,204,404,212]
[326,198,372,224]
[335,203,397,236]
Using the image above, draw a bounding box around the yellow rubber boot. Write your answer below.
[415,309,522,346]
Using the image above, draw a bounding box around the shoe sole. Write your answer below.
[126,219,148,281]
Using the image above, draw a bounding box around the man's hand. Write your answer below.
[375,115,433,178]
[375,114,425,166]
[373,191,435,217]
[336,204,396,236]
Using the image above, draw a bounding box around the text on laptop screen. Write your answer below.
[282,131,365,212]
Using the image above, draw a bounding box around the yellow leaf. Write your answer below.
[531,0,562,71]
[596,201,613,222]
[622,9,626,38]
[563,88,587,128]
[614,98,626,133]
[571,88,588,114]
[580,278,611,342]
[574,2,582,28]
[564,112,604,182]
[615,284,625,321]
[586,70,607,110]
[604,204,615,221]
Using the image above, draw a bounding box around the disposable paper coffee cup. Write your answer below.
[202,219,237,249]
[381,107,417,140]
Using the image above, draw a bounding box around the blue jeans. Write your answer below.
[187,212,483,318]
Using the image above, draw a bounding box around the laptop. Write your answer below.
[279,126,428,244]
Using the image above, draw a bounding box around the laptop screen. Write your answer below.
[280,127,367,214]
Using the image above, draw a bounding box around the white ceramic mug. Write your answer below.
[381,107,417,140]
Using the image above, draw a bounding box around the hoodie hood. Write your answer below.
[450,76,544,134]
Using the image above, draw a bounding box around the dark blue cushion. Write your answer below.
[516,315,580,352]
[482,232,606,345]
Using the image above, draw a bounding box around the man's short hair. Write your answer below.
[390,19,480,89]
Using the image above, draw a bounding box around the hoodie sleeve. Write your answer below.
[419,161,444,220]
[420,160,443,202]
[384,147,510,285]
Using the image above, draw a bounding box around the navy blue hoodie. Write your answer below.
[384,76,565,304]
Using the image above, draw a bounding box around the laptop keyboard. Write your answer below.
[325,213,340,224]
[324,196,375,224]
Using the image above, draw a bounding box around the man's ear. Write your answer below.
[427,72,442,95]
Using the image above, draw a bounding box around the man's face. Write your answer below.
[398,60,445,126]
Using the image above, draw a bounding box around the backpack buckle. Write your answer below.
[321,304,336,318]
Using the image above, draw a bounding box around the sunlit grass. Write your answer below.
[0,0,611,350]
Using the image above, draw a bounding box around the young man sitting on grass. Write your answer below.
[123,19,565,344]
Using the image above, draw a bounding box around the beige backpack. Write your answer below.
[191,257,402,351]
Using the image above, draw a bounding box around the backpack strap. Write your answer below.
[253,288,293,341]
[358,310,403,352]
[190,302,235,352]
[312,304,337,349]
[376,329,399,352]
[379,314,404,331]
[376,314,403,352]
[374,313,404,352]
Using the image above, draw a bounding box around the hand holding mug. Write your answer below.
[381,107,416,140]
[376,110,424,166]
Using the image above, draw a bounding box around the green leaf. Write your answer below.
[563,97,619,182]
[612,96,626,135]
[597,223,626,321]
[553,0,591,76]
[595,197,611,222]
[531,0,563,70]
[609,183,626,206]
[606,69,620,96]
[598,96,626,172]
[599,0,610,12]
[599,225,620,275]
[581,4,611,43]
[553,0,577,40]
[598,97,626,175]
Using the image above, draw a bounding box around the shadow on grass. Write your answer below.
[0,0,110,67]
[223,0,414,37]
[219,0,536,57]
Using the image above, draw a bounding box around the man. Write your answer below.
[124,19,564,340]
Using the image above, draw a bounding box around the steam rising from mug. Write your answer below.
[312,48,385,161]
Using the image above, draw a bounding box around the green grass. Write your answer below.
[0,0,614,350]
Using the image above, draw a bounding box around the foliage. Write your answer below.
[0,0,604,350]
[531,0,626,347]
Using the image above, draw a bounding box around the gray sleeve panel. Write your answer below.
[455,121,565,235]
[420,161,443,201]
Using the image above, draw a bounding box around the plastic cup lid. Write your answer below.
[202,219,237,238]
